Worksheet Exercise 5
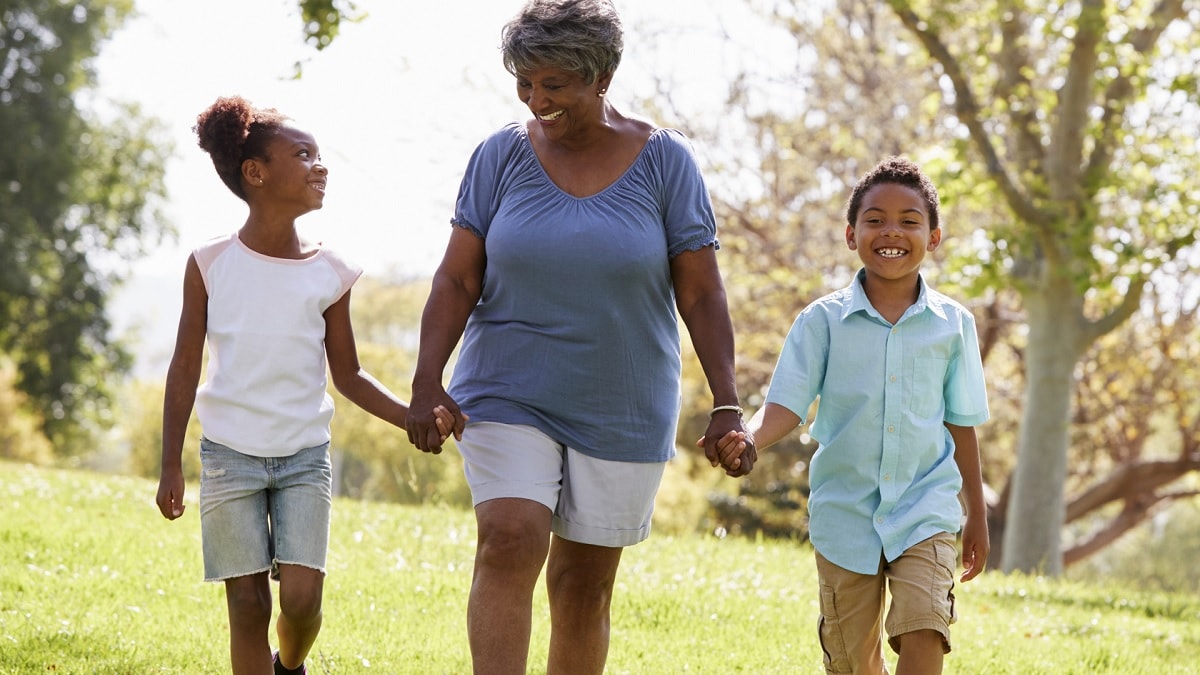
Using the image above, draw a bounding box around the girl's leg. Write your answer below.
[225,572,274,675]
[275,564,325,670]
[268,443,333,670]
[545,536,623,675]
[468,497,553,675]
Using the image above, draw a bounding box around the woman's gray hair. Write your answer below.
[500,0,623,84]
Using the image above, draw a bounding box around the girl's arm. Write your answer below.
[324,288,408,427]
[324,290,456,452]
[947,422,989,581]
[156,255,207,520]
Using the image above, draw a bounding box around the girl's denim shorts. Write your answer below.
[198,438,332,582]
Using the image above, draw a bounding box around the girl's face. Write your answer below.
[845,182,941,288]
[251,124,327,212]
[516,64,610,144]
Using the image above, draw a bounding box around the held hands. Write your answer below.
[697,412,756,477]
[406,384,468,454]
[430,404,461,450]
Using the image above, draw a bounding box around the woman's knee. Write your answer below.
[475,501,551,573]
[546,542,621,611]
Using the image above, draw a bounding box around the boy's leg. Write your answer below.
[225,572,274,675]
[894,630,944,675]
[884,532,957,675]
[814,551,888,675]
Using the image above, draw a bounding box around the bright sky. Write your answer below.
[96,0,774,281]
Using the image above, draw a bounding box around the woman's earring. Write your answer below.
[597,88,606,97]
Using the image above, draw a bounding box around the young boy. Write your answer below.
[717,156,989,674]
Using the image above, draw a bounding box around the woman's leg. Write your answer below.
[468,497,553,675]
[275,564,325,670]
[225,572,274,675]
[545,536,623,675]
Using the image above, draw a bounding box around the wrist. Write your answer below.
[709,404,744,418]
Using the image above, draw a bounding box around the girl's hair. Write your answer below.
[500,0,623,84]
[193,96,290,201]
[845,156,941,231]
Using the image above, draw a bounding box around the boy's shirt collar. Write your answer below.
[842,268,947,323]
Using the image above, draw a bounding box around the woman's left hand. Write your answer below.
[702,411,756,477]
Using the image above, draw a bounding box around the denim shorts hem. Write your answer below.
[204,565,273,583]
[275,560,327,575]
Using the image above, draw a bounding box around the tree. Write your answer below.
[0,0,171,451]
[880,0,1198,574]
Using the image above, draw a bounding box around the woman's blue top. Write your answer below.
[447,122,718,462]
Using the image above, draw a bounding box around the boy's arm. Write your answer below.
[947,422,989,581]
[747,402,804,451]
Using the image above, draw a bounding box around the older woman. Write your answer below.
[406,1,755,672]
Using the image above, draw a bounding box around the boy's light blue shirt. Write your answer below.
[765,269,989,575]
[447,123,718,462]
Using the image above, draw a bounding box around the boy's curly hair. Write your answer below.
[845,156,940,231]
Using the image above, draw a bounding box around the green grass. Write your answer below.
[2,461,1199,674]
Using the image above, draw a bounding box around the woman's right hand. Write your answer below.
[407,382,466,453]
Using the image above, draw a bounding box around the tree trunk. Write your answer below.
[1000,284,1083,575]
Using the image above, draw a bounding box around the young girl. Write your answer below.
[155,95,459,675]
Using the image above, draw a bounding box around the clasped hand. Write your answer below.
[698,421,756,478]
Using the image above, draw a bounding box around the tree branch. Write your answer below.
[997,6,1045,181]
[1048,0,1104,199]
[1079,273,1146,347]
[885,0,1050,231]
[1066,457,1200,523]
[1084,0,1188,195]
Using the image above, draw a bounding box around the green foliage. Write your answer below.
[122,376,203,482]
[298,0,364,50]
[0,0,172,453]
[0,359,53,464]
[3,462,1200,673]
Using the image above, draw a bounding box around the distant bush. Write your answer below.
[1067,496,1200,594]
[0,360,54,465]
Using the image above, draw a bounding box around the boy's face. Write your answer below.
[846,182,941,287]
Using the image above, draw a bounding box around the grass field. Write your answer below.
[2,461,1198,674]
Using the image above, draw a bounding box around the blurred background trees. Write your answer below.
[2,0,1197,587]
[0,0,170,454]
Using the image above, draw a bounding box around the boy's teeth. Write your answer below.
[878,248,904,257]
